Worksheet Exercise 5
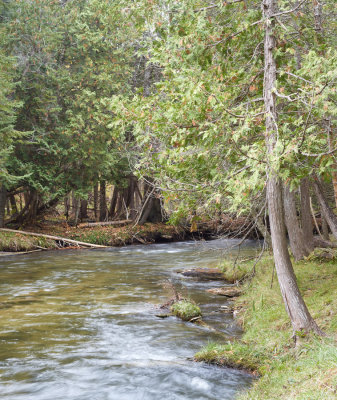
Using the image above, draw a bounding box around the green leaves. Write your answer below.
[3,0,136,198]
[124,0,336,221]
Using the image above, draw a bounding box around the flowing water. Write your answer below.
[0,239,258,400]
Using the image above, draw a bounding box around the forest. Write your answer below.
[0,0,336,399]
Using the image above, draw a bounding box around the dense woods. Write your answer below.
[0,0,336,339]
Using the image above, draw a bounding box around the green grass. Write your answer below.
[219,260,254,283]
[0,232,58,251]
[70,230,113,245]
[171,300,202,321]
[196,254,337,399]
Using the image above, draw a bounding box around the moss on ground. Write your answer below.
[171,300,202,321]
[196,254,337,399]
[0,232,58,252]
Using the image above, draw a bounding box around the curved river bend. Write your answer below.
[0,239,257,400]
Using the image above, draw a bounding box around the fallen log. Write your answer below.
[180,268,225,280]
[313,237,337,248]
[0,228,107,249]
[78,219,132,228]
[206,287,242,297]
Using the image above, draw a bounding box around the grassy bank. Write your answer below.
[66,222,186,246]
[0,231,58,252]
[0,223,187,252]
[195,253,337,399]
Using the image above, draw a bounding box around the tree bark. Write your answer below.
[137,179,163,225]
[283,185,310,260]
[79,199,88,220]
[128,176,137,220]
[26,190,39,223]
[73,197,80,227]
[300,178,314,251]
[99,180,107,222]
[36,195,60,216]
[64,195,70,220]
[313,176,337,239]
[331,172,337,210]
[93,183,98,220]
[109,186,119,218]
[321,217,329,240]
[263,0,321,336]
[9,195,18,216]
[0,184,7,228]
[6,190,33,225]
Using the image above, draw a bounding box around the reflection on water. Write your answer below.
[0,239,258,400]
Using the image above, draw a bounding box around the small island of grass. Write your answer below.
[171,300,202,322]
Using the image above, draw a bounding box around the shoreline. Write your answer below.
[195,255,337,399]
[0,217,256,253]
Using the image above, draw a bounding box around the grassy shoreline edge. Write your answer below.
[195,255,337,399]
[0,223,186,252]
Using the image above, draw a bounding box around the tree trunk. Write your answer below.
[27,190,39,223]
[93,183,98,220]
[7,191,33,225]
[254,214,272,248]
[137,179,163,225]
[19,193,23,212]
[321,216,329,240]
[9,194,18,217]
[300,178,314,251]
[331,172,337,210]
[6,198,10,216]
[263,0,321,336]
[0,184,7,228]
[99,180,107,222]
[73,197,80,227]
[313,176,337,239]
[79,199,88,221]
[283,185,310,261]
[134,180,142,213]
[114,190,125,219]
[128,176,138,220]
[109,186,119,218]
[36,195,60,216]
[64,195,70,220]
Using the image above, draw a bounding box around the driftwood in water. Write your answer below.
[180,268,224,281]
[78,219,132,228]
[207,287,242,297]
[0,228,106,248]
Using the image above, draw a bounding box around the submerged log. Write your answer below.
[0,228,107,248]
[206,287,242,297]
[180,268,224,280]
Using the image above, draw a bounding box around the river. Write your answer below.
[0,239,257,400]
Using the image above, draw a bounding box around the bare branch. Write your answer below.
[301,147,337,157]
[280,70,314,85]
[194,0,244,13]
[270,0,307,18]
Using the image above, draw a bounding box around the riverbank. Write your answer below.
[195,253,337,399]
[0,223,185,252]
[0,216,253,252]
